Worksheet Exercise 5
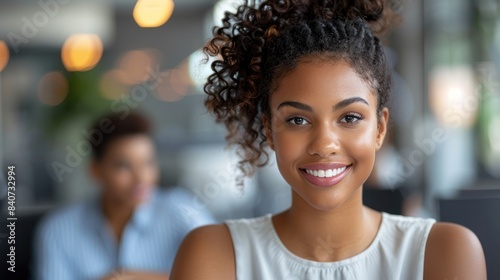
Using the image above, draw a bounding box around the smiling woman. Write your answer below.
[170,1,487,279]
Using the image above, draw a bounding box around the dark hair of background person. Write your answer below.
[203,0,397,177]
[89,111,152,160]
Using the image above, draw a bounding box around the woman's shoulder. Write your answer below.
[381,212,435,225]
[37,200,90,234]
[378,212,436,241]
[424,222,486,279]
[170,224,235,280]
[378,212,435,239]
[35,199,95,250]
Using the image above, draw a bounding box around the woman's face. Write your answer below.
[91,135,159,207]
[268,59,388,211]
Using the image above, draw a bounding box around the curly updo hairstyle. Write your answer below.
[204,0,395,177]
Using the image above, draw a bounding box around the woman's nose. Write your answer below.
[131,165,152,183]
[306,123,341,158]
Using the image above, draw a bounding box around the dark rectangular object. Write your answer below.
[439,197,500,280]
[458,188,500,199]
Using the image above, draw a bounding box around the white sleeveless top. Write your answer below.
[226,212,435,280]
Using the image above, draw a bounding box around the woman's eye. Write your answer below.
[341,114,362,124]
[287,117,309,126]
[116,161,131,170]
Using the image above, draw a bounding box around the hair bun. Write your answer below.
[331,0,395,33]
[262,0,396,35]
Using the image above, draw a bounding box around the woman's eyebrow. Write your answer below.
[333,97,369,111]
[277,97,368,111]
[277,101,312,111]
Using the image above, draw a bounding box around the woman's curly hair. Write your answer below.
[204,0,395,177]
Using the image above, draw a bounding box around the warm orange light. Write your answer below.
[133,0,175,28]
[170,67,189,96]
[117,49,157,85]
[155,69,188,102]
[61,34,103,72]
[37,71,69,106]
[0,40,9,72]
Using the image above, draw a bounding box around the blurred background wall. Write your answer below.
[0,0,498,228]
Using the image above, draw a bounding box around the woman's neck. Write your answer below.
[272,188,381,262]
[101,194,134,243]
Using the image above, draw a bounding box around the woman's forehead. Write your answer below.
[270,60,377,107]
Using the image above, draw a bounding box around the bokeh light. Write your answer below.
[0,40,9,72]
[187,49,208,88]
[213,0,243,28]
[429,66,478,128]
[133,0,175,28]
[61,34,103,72]
[116,49,158,85]
[37,71,69,106]
[187,48,222,91]
[155,68,189,102]
[171,64,190,95]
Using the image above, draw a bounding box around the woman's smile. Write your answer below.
[299,162,353,187]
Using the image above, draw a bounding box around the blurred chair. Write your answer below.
[458,188,500,199]
[439,192,500,280]
[363,188,404,215]
[457,180,500,199]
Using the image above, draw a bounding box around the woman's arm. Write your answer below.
[424,222,487,280]
[170,224,236,280]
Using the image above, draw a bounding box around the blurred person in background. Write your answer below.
[34,111,215,280]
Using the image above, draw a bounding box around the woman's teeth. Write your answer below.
[304,166,347,178]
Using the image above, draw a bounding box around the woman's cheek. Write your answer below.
[109,171,132,191]
[344,128,377,166]
[274,135,292,164]
[273,132,303,176]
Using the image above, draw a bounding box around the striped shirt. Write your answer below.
[34,187,215,280]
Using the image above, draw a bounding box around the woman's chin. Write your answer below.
[294,188,359,212]
[129,187,153,205]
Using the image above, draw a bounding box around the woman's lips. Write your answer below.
[299,163,352,187]
[131,185,151,200]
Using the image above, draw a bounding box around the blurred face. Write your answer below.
[91,135,159,207]
[267,59,388,211]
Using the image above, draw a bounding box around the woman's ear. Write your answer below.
[262,114,275,150]
[376,108,389,150]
